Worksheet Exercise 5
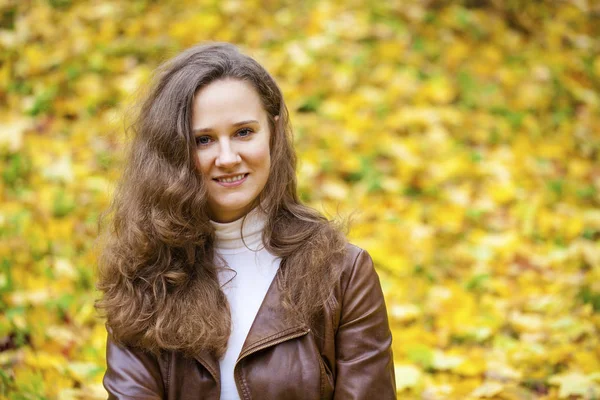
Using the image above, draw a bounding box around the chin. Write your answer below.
[210,202,253,220]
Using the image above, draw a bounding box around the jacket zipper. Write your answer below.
[234,327,311,400]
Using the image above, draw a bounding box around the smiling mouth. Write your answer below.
[214,173,248,183]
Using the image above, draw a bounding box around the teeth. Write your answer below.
[217,174,245,183]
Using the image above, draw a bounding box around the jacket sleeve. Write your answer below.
[103,333,165,399]
[333,248,396,399]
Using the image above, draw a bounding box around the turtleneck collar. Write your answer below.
[210,207,267,252]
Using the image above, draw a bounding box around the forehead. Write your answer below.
[192,79,267,129]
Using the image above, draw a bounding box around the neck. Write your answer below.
[210,207,267,251]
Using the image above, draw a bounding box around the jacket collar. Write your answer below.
[239,270,309,358]
[193,266,309,382]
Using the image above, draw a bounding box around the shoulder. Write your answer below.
[343,242,364,260]
[340,243,375,278]
[323,241,390,344]
[333,243,381,302]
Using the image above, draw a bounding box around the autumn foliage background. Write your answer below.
[1,0,600,398]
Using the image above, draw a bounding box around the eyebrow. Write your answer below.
[192,120,259,134]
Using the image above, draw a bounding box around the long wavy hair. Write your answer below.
[95,42,347,358]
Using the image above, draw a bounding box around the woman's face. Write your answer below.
[192,78,272,223]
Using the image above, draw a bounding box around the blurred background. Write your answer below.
[1,0,599,398]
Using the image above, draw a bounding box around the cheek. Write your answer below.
[260,147,271,167]
[259,150,271,176]
[249,142,271,172]
[196,151,213,176]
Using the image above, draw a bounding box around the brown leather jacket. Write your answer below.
[103,244,396,399]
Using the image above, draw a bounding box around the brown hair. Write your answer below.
[95,42,347,358]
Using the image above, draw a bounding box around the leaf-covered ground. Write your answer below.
[1,0,599,398]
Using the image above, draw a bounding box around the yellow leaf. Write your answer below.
[485,359,522,381]
[41,155,74,183]
[23,348,66,370]
[488,181,516,204]
[509,311,544,333]
[456,357,486,377]
[431,350,464,371]
[320,179,348,200]
[66,361,103,381]
[9,289,51,307]
[390,304,421,323]
[394,364,422,392]
[0,115,30,152]
[420,76,456,105]
[54,257,77,279]
[470,381,504,398]
[548,372,600,398]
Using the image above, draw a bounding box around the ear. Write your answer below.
[274,115,279,122]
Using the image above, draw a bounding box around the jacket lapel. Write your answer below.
[194,349,220,383]
[193,266,309,378]
[237,268,309,361]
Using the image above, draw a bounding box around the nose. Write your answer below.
[215,140,241,168]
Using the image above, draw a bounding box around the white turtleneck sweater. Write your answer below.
[210,208,281,400]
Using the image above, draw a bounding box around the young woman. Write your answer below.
[96,42,396,399]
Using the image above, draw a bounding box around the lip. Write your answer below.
[213,173,249,187]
